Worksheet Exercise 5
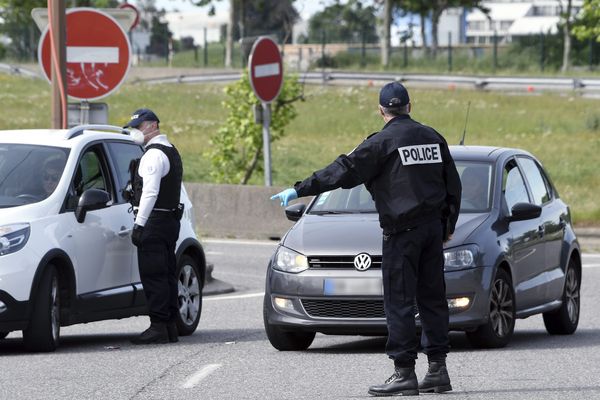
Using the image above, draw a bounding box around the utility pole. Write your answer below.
[50,0,67,129]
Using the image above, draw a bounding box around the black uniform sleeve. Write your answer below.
[440,139,462,235]
[294,136,384,198]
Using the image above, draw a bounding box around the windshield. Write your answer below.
[0,144,69,208]
[308,161,493,214]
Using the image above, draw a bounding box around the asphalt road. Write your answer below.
[1,240,599,400]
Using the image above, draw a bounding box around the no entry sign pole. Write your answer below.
[248,37,283,187]
[261,102,272,186]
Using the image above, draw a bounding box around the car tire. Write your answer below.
[466,268,515,349]
[543,259,580,335]
[22,265,60,352]
[0,332,8,339]
[176,255,203,336]
[263,295,315,351]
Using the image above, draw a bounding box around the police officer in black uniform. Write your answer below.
[271,82,461,396]
[125,109,184,345]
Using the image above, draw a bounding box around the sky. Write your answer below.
[154,0,325,20]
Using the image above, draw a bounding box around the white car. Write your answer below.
[0,125,205,351]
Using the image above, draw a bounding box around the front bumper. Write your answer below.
[265,265,494,335]
[0,290,29,332]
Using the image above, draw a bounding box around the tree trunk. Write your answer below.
[225,0,234,68]
[381,0,391,67]
[420,13,428,51]
[241,145,262,185]
[431,9,442,58]
[561,0,573,73]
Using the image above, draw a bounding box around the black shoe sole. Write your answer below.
[419,384,452,394]
[368,389,419,397]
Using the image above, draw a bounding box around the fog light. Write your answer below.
[448,297,471,310]
[0,301,6,314]
[274,297,294,311]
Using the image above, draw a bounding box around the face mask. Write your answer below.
[128,128,145,145]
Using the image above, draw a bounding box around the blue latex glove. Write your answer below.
[270,188,298,207]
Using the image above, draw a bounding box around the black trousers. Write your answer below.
[137,212,180,323]
[381,218,449,367]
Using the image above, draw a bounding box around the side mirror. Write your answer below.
[509,202,541,222]
[285,203,306,222]
[75,189,111,223]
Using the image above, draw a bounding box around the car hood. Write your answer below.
[0,202,56,226]
[282,212,490,256]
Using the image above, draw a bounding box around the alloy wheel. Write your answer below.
[50,276,60,343]
[490,277,514,338]
[178,264,201,326]
[565,267,580,324]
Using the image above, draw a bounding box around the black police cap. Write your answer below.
[379,82,410,108]
[124,108,160,128]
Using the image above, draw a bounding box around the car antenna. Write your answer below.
[460,101,471,146]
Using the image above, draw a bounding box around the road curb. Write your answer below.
[203,263,235,296]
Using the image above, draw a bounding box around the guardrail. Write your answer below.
[141,70,600,92]
[0,63,40,79]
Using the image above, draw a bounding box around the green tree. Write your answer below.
[147,14,172,56]
[572,0,600,42]
[308,0,378,44]
[207,75,302,184]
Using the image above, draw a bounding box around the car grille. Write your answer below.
[301,299,385,319]
[308,255,382,269]
[301,299,420,320]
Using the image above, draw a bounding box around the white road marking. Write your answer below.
[204,292,264,301]
[204,251,223,256]
[584,264,600,269]
[67,46,119,63]
[181,364,222,389]
[203,238,278,246]
[254,62,280,78]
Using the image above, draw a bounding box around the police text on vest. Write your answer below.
[398,144,442,165]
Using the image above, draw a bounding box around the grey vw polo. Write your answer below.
[263,146,581,350]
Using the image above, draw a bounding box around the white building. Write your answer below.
[466,1,583,44]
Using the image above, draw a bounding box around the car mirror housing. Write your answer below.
[285,203,306,222]
[509,202,542,222]
[75,189,111,223]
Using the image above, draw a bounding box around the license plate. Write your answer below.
[323,278,383,296]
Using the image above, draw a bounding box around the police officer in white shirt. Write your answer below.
[271,83,462,396]
[125,109,183,345]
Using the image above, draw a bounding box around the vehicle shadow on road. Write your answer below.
[0,328,267,355]
[308,328,600,354]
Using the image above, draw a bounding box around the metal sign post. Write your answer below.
[261,102,272,186]
[248,36,283,187]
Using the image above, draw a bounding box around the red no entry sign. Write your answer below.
[248,37,283,104]
[38,8,131,101]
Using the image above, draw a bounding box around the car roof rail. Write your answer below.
[65,124,130,140]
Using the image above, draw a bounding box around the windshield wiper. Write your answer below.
[310,210,348,215]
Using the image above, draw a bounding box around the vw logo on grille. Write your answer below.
[354,253,372,271]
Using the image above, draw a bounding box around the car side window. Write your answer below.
[517,157,551,206]
[502,159,530,213]
[65,147,111,210]
[106,142,144,204]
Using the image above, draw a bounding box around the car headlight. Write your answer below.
[444,244,479,271]
[0,223,30,256]
[273,246,309,273]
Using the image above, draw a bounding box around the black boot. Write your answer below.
[368,367,419,397]
[131,322,169,345]
[167,320,179,343]
[418,361,452,393]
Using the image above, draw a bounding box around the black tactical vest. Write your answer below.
[129,143,183,210]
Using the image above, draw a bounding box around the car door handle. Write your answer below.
[118,227,132,237]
